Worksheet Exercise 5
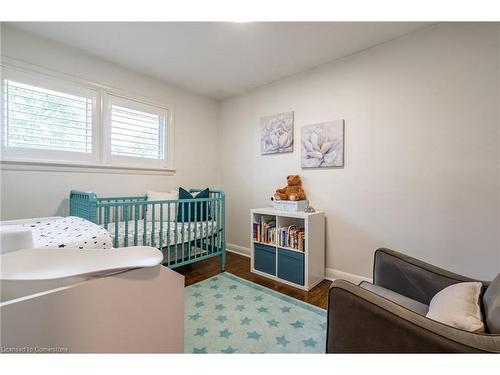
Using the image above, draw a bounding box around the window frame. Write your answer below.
[102,92,171,170]
[1,67,100,165]
[0,62,175,174]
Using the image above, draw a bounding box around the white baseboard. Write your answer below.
[226,243,251,258]
[325,268,372,284]
[226,242,372,284]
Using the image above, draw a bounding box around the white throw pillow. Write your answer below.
[426,282,484,332]
[146,190,178,222]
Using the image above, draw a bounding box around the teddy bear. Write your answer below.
[274,175,307,201]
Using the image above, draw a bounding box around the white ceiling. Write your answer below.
[9,22,433,100]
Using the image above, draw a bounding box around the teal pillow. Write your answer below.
[177,188,210,222]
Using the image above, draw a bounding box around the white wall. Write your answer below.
[220,23,500,280]
[0,25,220,220]
[2,23,499,281]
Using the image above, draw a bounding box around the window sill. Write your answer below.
[0,159,176,175]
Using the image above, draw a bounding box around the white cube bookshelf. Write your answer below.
[250,207,325,291]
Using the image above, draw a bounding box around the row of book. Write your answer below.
[253,216,276,244]
[277,225,305,251]
[253,217,305,251]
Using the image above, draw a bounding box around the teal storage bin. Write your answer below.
[278,248,305,285]
[254,243,276,276]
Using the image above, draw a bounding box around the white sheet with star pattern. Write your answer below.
[1,216,113,250]
[1,216,220,252]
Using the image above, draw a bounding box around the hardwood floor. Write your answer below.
[175,251,332,309]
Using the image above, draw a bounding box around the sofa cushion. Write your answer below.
[426,282,484,333]
[359,281,429,315]
[484,274,500,334]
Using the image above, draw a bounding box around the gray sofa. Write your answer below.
[326,248,500,353]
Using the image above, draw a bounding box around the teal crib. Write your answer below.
[69,189,225,270]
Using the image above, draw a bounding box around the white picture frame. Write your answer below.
[260,111,294,155]
[301,119,344,168]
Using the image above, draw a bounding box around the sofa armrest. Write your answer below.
[373,248,485,305]
[327,280,500,353]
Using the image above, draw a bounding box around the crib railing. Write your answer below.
[69,189,226,270]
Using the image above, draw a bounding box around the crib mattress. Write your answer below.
[107,220,219,248]
[2,216,113,250]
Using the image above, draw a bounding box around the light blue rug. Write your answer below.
[185,272,326,353]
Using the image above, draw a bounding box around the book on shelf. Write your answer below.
[253,216,276,245]
[277,225,305,251]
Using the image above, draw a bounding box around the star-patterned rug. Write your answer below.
[185,272,327,353]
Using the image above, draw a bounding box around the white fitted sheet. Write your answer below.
[0,216,113,250]
[106,220,219,248]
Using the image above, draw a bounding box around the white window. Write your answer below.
[1,65,173,172]
[1,69,98,163]
[104,94,169,169]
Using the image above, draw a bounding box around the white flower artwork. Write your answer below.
[260,111,294,155]
[301,120,344,168]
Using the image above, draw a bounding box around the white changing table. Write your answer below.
[0,247,184,353]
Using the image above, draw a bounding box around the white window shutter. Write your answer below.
[109,97,166,160]
[3,80,93,153]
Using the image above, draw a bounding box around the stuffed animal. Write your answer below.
[274,175,307,201]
